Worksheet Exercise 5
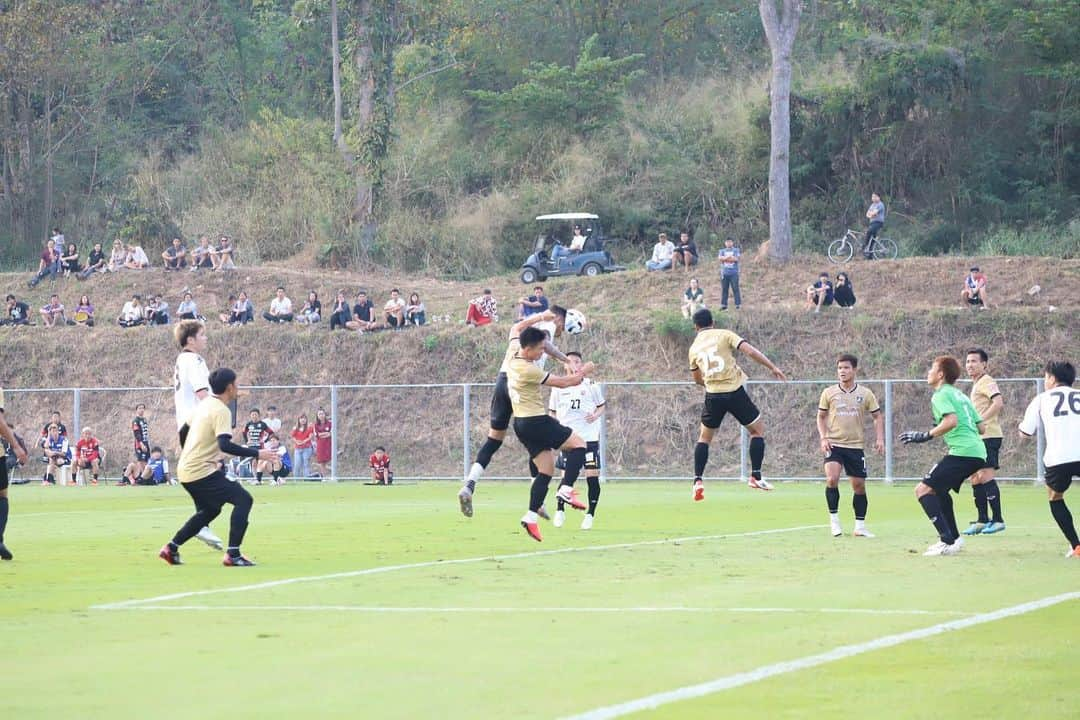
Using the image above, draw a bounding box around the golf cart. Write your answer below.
[519,212,626,284]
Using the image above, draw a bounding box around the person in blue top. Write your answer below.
[863,193,885,258]
[717,238,741,310]
[516,286,549,320]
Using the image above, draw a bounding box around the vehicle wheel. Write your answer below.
[871,237,898,260]
[827,238,853,264]
[580,262,602,277]
[520,267,538,284]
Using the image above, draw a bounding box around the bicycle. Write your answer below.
[827,229,898,263]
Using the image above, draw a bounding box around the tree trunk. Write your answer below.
[331,0,346,156]
[759,0,802,263]
[351,0,376,230]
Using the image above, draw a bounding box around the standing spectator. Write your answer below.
[106,239,126,272]
[212,235,236,270]
[190,236,216,271]
[717,238,742,310]
[465,289,498,327]
[124,243,150,269]
[834,272,856,308]
[313,407,332,479]
[369,446,393,485]
[264,406,282,435]
[645,233,675,271]
[60,243,81,276]
[262,287,294,323]
[39,411,68,442]
[145,295,170,326]
[177,291,199,320]
[73,294,95,327]
[78,242,106,279]
[39,294,67,328]
[28,238,59,288]
[805,272,834,313]
[290,413,315,480]
[862,192,886,259]
[405,292,427,326]
[384,288,406,329]
[40,424,71,485]
[681,278,706,319]
[118,294,145,327]
[961,266,991,309]
[346,290,379,332]
[161,238,188,271]
[672,231,698,271]
[329,290,352,331]
[297,291,322,325]
[50,227,65,251]
[3,294,31,326]
[516,286,548,320]
[122,403,152,486]
[74,427,103,485]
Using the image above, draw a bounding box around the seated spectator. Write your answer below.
[73,294,95,327]
[346,290,380,332]
[516,285,548,320]
[78,242,107,279]
[405,292,426,326]
[220,291,254,325]
[106,239,126,272]
[672,231,699,271]
[132,446,170,485]
[834,272,856,309]
[805,272,834,312]
[39,294,67,328]
[28,238,60,288]
[123,243,150,269]
[40,423,71,485]
[329,290,352,331]
[161,237,188,271]
[212,235,236,270]
[369,446,393,485]
[297,291,322,325]
[681,278,706,319]
[60,243,81,276]
[262,286,294,323]
[290,414,315,479]
[465,289,498,327]
[3,294,31,326]
[384,288,406,329]
[189,235,216,271]
[646,233,675,271]
[117,294,145,327]
[176,291,199,320]
[145,295,170,325]
[262,434,292,484]
[553,225,587,262]
[74,427,103,485]
[961,266,991,309]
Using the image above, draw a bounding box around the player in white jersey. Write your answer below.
[1018,360,1080,558]
[173,320,224,551]
[549,351,605,529]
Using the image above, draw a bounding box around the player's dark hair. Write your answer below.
[566,351,583,360]
[5,294,13,301]
[151,446,163,454]
[534,286,543,292]
[934,356,962,385]
[174,319,203,350]
[837,354,858,368]
[550,304,567,320]
[209,368,237,396]
[276,286,285,292]
[250,408,260,415]
[970,266,980,272]
[519,326,547,348]
[391,288,399,294]
[966,348,988,363]
[1046,361,1076,387]
[692,308,713,329]
[267,405,277,412]
[375,446,385,452]
[483,288,492,295]
[135,403,145,411]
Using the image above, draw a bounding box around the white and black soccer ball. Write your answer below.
[564,308,587,335]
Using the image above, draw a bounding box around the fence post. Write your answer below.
[739,425,749,481]
[72,388,81,442]
[598,382,607,484]
[1035,377,1045,485]
[330,384,339,483]
[884,380,894,484]
[462,384,470,481]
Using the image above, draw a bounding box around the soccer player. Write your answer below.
[688,308,787,501]
[457,307,569,517]
[511,326,595,541]
[816,354,884,537]
[549,352,605,529]
[962,349,1006,535]
[123,403,151,485]
[244,409,272,484]
[900,355,986,556]
[0,386,30,560]
[173,320,225,549]
[1018,361,1080,558]
[160,368,278,567]
[370,446,392,485]
[74,427,103,485]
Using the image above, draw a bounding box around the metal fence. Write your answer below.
[3,378,1046,484]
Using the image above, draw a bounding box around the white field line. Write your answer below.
[108,605,973,617]
[90,524,821,610]
[20,505,193,518]
[562,591,1080,720]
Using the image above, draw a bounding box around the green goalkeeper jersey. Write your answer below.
[931,383,986,460]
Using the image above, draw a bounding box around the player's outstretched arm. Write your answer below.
[509,310,556,339]
[900,413,957,444]
[544,367,592,389]
[738,342,787,381]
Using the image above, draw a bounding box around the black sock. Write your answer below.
[984,480,1004,523]
[825,486,840,513]
[0,496,8,543]
[693,442,709,479]
[1050,499,1080,549]
[228,491,253,549]
[272,470,281,483]
[167,541,179,552]
[557,493,565,512]
[561,447,586,487]
[853,492,868,521]
[939,490,960,539]
[530,473,552,512]
[918,493,956,544]
[587,476,601,516]
[227,546,242,558]
[973,483,989,523]
[749,436,765,475]
[475,437,503,468]
[255,471,263,484]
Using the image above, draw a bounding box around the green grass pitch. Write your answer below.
[2,481,1077,719]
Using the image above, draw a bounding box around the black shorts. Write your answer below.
[823,446,867,478]
[967,294,984,306]
[982,437,1002,470]
[513,415,573,459]
[490,372,513,431]
[181,470,252,513]
[386,315,402,328]
[922,455,986,494]
[1045,461,1080,494]
[0,461,7,491]
[559,440,601,471]
[701,386,761,429]
[135,448,150,462]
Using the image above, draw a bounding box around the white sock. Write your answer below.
[855,519,866,531]
[466,462,484,485]
[829,512,840,522]
[522,511,538,523]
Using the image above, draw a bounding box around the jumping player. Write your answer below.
[0,385,30,560]
[549,352,605,529]
[962,349,1006,535]
[688,308,787,501]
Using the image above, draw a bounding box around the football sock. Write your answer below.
[693,442,709,478]
[167,541,179,552]
[938,490,960,539]
[0,496,8,543]
[853,492,868,521]
[475,438,503,469]
[528,459,538,478]
[918,493,956,544]
[557,495,565,512]
[561,447,586,487]
[228,490,253,549]
[227,546,242,559]
[586,476,601,516]
[255,471,263,484]
[749,436,765,474]
[973,483,989,523]
[529,473,552,512]
[1049,499,1080,549]
[985,480,1003,522]
[825,486,840,513]
[272,470,281,483]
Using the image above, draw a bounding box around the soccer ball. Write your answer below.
[564,308,587,335]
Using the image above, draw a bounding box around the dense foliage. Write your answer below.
[1,0,1076,272]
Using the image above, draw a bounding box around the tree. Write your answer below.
[759,0,802,262]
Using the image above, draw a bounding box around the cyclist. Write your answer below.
[863,193,885,259]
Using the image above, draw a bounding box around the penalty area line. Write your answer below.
[561,590,1080,720]
[105,605,974,617]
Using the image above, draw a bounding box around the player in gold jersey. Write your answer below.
[816,355,884,537]
[0,386,30,560]
[688,309,787,501]
[962,349,1006,535]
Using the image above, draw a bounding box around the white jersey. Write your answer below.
[549,379,605,442]
[1018,387,1080,467]
[173,351,210,429]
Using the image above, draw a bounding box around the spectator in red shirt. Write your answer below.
[370,446,392,485]
[74,427,103,485]
[290,413,315,479]
[313,408,332,479]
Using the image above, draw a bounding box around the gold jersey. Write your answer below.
[499,338,520,374]
[177,396,233,483]
[0,387,5,411]
[970,374,1003,439]
[688,328,747,393]
[818,384,880,448]
[507,355,549,418]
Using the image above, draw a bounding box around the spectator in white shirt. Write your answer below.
[117,294,145,327]
[646,233,675,271]
[265,406,283,435]
[263,287,294,323]
[123,244,150,269]
[384,288,407,329]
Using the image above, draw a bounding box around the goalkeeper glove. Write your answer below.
[899,430,932,444]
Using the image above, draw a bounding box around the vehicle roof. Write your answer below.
[535,213,599,221]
